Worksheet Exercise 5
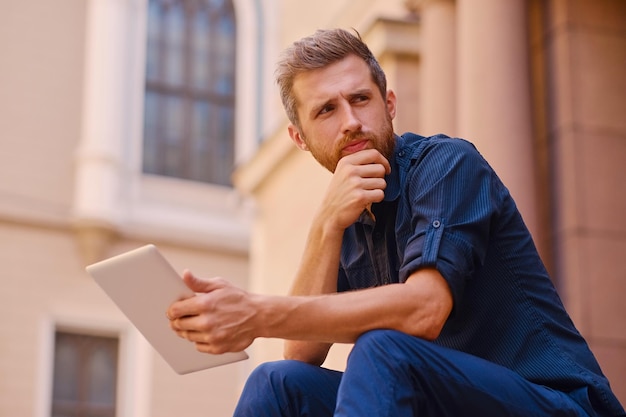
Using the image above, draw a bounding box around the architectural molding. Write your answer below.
[72,0,263,261]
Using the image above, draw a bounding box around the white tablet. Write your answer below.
[86,244,248,374]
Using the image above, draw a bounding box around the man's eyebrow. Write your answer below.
[349,88,373,98]
[308,88,374,118]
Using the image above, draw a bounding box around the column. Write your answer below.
[72,0,138,262]
[457,0,538,237]
[418,0,457,136]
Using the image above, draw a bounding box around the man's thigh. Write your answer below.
[234,360,343,417]
[337,330,591,417]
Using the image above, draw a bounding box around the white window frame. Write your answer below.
[73,0,271,252]
[35,315,152,417]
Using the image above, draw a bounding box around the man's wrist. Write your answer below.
[252,293,294,339]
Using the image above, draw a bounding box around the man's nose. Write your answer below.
[340,103,362,134]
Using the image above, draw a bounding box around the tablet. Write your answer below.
[86,244,248,374]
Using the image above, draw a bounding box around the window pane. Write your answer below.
[192,9,210,89]
[142,90,161,174]
[143,0,236,185]
[214,11,235,95]
[191,100,210,151]
[163,95,185,176]
[52,334,79,402]
[163,3,186,86]
[88,345,118,404]
[213,105,235,186]
[190,100,211,181]
[146,0,162,81]
[51,332,118,417]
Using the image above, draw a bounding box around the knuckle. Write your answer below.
[343,164,358,177]
[213,329,229,344]
[198,315,214,331]
[198,296,215,311]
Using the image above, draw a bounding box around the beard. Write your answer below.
[304,112,395,173]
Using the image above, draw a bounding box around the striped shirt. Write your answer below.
[338,133,624,416]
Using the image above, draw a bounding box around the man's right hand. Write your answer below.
[318,148,391,232]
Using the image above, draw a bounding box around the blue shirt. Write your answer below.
[338,133,624,416]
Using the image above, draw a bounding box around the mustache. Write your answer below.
[338,130,373,149]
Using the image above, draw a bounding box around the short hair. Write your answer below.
[275,28,387,129]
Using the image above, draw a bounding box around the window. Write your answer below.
[51,332,119,417]
[143,0,237,186]
[73,0,263,252]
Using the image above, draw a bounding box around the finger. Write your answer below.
[178,329,210,344]
[181,270,227,293]
[339,151,391,177]
[368,150,391,175]
[167,295,207,322]
[172,328,189,340]
[194,339,251,355]
[168,304,205,329]
[169,316,178,330]
[172,315,195,333]
[354,163,388,180]
[356,173,388,192]
[350,149,391,174]
[167,274,227,320]
[352,189,385,211]
[194,342,230,355]
[175,330,221,353]
[363,187,386,203]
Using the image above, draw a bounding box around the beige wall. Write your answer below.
[0,1,249,416]
[1,0,85,222]
[1,2,88,414]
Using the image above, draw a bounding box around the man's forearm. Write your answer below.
[284,215,344,364]
[288,216,343,295]
[258,269,453,345]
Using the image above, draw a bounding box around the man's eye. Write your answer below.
[354,95,369,103]
[319,105,334,115]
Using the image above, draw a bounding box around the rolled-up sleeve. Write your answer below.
[398,138,503,307]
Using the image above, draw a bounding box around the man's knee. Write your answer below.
[235,361,305,416]
[354,329,418,348]
[345,329,442,386]
[350,330,430,364]
[244,360,309,394]
[235,360,341,417]
[242,360,341,401]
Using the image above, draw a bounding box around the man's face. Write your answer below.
[288,55,397,173]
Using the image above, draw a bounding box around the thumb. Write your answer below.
[181,269,224,293]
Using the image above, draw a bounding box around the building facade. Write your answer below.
[0,0,624,416]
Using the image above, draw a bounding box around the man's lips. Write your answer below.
[342,139,370,154]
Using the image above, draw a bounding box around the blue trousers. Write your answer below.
[233,330,596,417]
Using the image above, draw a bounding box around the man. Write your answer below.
[167,29,624,416]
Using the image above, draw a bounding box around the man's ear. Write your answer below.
[386,89,397,120]
[288,124,309,151]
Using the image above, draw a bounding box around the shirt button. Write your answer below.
[373,232,383,240]
[432,220,441,228]
[398,150,405,157]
